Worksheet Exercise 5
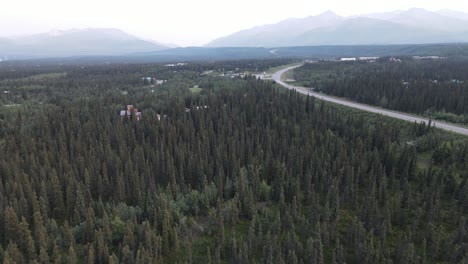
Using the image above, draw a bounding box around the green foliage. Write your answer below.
[294,58,468,124]
[0,60,466,263]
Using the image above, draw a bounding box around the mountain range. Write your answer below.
[206,8,468,47]
[2,8,468,60]
[0,28,168,60]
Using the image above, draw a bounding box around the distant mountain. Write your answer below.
[206,8,468,47]
[362,10,405,20]
[386,8,468,32]
[291,18,460,46]
[0,28,169,59]
[437,9,468,21]
[206,11,344,47]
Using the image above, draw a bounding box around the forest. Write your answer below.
[293,58,468,124]
[0,59,467,263]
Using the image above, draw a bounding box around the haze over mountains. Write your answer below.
[0,28,168,60]
[2,8,468,60]
[207,8,468,47]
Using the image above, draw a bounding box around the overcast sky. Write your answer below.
[1,0,468,46]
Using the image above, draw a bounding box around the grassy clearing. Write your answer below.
[416,151,433,171]
[282,70,296,81]
[266,62,303,75]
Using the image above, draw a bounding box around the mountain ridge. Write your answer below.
[206,8,468,47]
[0,28,169,60]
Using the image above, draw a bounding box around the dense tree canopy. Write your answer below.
[0,60,467,263]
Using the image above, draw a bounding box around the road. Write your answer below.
[272,66,468,136]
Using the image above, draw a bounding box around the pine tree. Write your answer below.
[85,207,96,243]
[50,171,65,219]
[5,242,22,264]
[33,211,47,251]
[123,223,136,252]
[95,229,106,264]
[62,220,75,249]
[4,207,19,244]
[109,253,119,264]
[67,245,77,264]
[18,217,36,260]
[87,243,95,264]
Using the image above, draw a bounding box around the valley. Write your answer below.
[2,4,468,264]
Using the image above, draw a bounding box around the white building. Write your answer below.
[359,57,379,61]
[340,58,357,61]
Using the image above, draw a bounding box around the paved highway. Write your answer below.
[272,66,468,136]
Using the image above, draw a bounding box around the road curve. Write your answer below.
[272,65,468,136]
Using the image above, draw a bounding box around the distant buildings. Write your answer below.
[450,79,464,84]
[156,114,168,121]
[340,58,357,61]
[142,77,167,85]
[321,58,339,62]
[254,72,271,79]
[413,56,445,60]
[120,105,142,121]
[201,70,214,75]
[359,57,379,61]
[185,105,209,113]
[339,57,379,62]
[164,62,188,67]
[223,72,243,78]
[389,57,402,63]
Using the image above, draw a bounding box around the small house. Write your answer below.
[120,105,142,121]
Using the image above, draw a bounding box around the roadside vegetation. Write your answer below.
[293,58,468,125]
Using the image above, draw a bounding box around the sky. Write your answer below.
[1,0,468,46]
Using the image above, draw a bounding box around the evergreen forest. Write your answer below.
[293,58,468,124]
[0,59,467,263]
